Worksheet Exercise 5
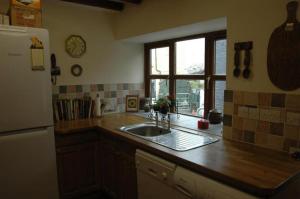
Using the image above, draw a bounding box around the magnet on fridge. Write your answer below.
[30,37,45,71]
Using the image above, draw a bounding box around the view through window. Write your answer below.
[145,31,227,117]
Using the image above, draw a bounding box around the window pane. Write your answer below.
[176,80,205,117]
[176,38,205,75]
[151,47,169,75]
[150,79,169,104]
[215,39,227,75]
[214,81,226,113]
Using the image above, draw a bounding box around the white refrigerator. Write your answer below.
[0,25,59,199]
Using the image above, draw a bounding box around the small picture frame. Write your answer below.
[126,95,139,112]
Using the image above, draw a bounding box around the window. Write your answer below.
[145,31,227,117]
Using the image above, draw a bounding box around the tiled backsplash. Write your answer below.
[52,83,144,113]
[223,90,300,152]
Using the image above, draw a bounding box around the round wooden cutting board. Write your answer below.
[267,1,300,90]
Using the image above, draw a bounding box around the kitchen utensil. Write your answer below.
[267,1,300,90]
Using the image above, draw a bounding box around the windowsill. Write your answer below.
[135,111,223,137]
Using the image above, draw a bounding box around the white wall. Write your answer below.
[0,0,144,85]
[113,0,300,94]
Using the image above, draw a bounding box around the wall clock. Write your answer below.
[65,35,86,58]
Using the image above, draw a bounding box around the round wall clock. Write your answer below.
[65,35,86,58]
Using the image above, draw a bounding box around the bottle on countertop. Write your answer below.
[95,94,102,117]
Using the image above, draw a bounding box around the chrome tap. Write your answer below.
[155,111,159,127]
[167,113,171,131]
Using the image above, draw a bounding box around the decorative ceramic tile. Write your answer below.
[243,119,257,132]
[97,84,104,91]
[223,114,232,127]
[259,108,282,123]
[233,116,244,130]
[286,112,300,126]
[76,85,83,93]
[233,104,239,115]
[270,123,284,136]
[123,83,129,90]
[284,125,299,140]
[258,93,272,107]
[222,126,232,140]
[232,129,243,141]
[271,94,286,108]
[267,135,284,151]
[90,84,97,92]
[111,91,117,98]
[224,90,233,102]
[238,106,249,118]
[256,121,270,134]
[255,133,268,146]
[248,107,259,120]
[286,95,300,111]
[244,131,255,143]
[224,102,234,115]
[244,92,258,106]
[117,84,124,91]
[233,91,244,105]
[116,91,123,98]
[283,139,298,152]
[59,86,67,94]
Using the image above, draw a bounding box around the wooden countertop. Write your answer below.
[55,113,300,197]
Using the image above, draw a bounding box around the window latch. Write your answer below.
[206,76,211,89]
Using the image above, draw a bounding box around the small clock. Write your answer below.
[65,35,86,58]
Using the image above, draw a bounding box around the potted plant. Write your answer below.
[153,97,173,115]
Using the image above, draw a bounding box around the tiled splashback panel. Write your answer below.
[52,83,144,113]
[223,90,300,152]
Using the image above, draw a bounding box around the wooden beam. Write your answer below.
[121,0,142,4]
[61,0,124,11]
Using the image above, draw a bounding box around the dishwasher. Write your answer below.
[135,149,197,199]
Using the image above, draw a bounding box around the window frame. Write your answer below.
[144,30,227,117]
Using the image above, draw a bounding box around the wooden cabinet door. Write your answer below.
[57,142,98,199]
[116,152,137,199]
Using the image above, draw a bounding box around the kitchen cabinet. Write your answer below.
[55,130,137,199]
[56,132,99,199]
[99,132,137,199]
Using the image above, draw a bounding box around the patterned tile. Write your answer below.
[258,93,272,107]
[223,114,232,127]
[248,107,259,120]
[224,90,233,102]
[259,108,282,123]
[271,94,286,108]
[233,91,244,105]
[223,126,232,139]
[59,86,67,94]
[243,119,257,132]
[233,104,239,115]
[283,139,298,152]
[232,129,243,141]
[90,84,97,92]
[257,121,270,134]
[67,85,76,93]
[224,102,234,115]
[244,131,255,143]
[244,92,258,106]
[255,133,268,146]
[233,116,244,130]
[267,135,284,151]
[76,85,83,93]
[286,111,300,126]
[284,125,299,140]
[270,123,284,136]
[52,86,59,95]
[286,95,300,111]
[238,106,248,118]
[97,84,104,91]
[117,84,124,91]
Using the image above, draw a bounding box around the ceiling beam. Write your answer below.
[61,0,125,11]
[121,0,142,4]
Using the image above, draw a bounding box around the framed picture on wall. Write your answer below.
[126,95,139,112]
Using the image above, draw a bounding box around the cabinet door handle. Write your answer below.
[147,168,157,177]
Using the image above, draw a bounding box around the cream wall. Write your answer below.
[0,0,144,86]
[113,0,300,94]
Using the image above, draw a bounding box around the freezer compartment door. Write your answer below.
[0,26,53,132]
[0,127,59,199]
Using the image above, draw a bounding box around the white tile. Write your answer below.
[260,109,282,123]
[238,106,249,118]
[248,107,259,120]
[286,112,300,126]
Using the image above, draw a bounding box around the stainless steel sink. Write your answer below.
[120,123,171,137]
[120,123,219,151]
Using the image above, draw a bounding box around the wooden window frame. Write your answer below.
[144,30,227,118]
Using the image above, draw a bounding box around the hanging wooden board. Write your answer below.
[267,1,300,91]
